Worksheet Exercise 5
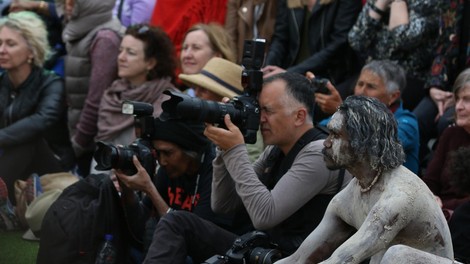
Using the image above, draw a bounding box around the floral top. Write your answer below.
[348,0,441,81]
[425,0,470,91]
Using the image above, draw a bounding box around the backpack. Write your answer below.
[37,174,140,264]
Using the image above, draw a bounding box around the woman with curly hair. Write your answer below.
[91,24,179,174]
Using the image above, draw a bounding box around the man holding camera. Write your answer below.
[115,119,233,257]
[141,72,351,263]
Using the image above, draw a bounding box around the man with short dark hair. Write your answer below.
[276,96,453,264]
[141,72,351,263]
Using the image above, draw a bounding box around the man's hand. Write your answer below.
[204,114,244,151]
[262,65,287,79]
[314,80,343,115]
[429,87,454,121]
[115,156,153,193]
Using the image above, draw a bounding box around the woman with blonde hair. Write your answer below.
[0,11,73,205]
[180,23,236,75]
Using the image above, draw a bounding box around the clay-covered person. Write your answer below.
[276,95,453,263]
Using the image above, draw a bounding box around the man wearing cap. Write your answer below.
[141,72,351,263]
[115,118,233,256]
[179,57,265,161]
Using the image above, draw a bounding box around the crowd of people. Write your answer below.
[0,0,469,263]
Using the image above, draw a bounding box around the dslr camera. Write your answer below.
[93,101,156,176]
[203,231,282,264]
[159,39,266,144]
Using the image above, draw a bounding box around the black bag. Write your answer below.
[37,174,140,264]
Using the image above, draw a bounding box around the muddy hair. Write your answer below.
[338,95,405,171]
[449,146,470,194]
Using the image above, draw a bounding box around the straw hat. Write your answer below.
[179,57,244,99]
[22,189,63,241]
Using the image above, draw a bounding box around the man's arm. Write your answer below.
[211,148,246,214]
[224,141,334,229]
[205,115,336,230]
[321,195,410,263]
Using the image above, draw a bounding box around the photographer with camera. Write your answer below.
[140,72,351,263]
[114,118,233,259]
[178,56,265,162]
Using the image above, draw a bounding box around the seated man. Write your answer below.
[276,96,453,264]
[141,72,351,263]
[115,119,233,254]
[314,60,419,174]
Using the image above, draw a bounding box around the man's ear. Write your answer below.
[388,90,401,106]
[295,107,308,125]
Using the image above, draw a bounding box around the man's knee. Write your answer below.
[158,210,198,229]
[381,245,409,263]
[381,245,453,264]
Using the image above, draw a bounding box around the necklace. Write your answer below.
[360,168,382,193]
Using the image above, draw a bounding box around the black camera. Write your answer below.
[94,101,156,176]
[203,231,282,264]
[160,39,266,144]
[312,77,330,95]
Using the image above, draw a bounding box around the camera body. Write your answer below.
[312,77,330,95]
[94,101,156,176]
[203,231,282,264]
[160,39,266,144]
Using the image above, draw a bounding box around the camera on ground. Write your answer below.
[203,231,282,264]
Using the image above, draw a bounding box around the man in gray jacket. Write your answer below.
[142,72,351,263]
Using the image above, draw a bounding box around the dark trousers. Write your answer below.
[144,210,238,264]
[0,138,63,204]
[413,95,455,173]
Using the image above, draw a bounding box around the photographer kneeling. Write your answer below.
[142,72,351,263]
[114,119,233,259]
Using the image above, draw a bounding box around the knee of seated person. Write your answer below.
[160,210,195,226]
[381,245,453,264]
[381,245,410,263]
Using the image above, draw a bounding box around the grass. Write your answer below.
[0,230,39,264]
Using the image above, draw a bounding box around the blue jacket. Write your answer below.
[394,102,420,174]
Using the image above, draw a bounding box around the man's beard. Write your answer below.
[322,147,355,171]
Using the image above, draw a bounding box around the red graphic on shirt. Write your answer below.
[167,187,200,211]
